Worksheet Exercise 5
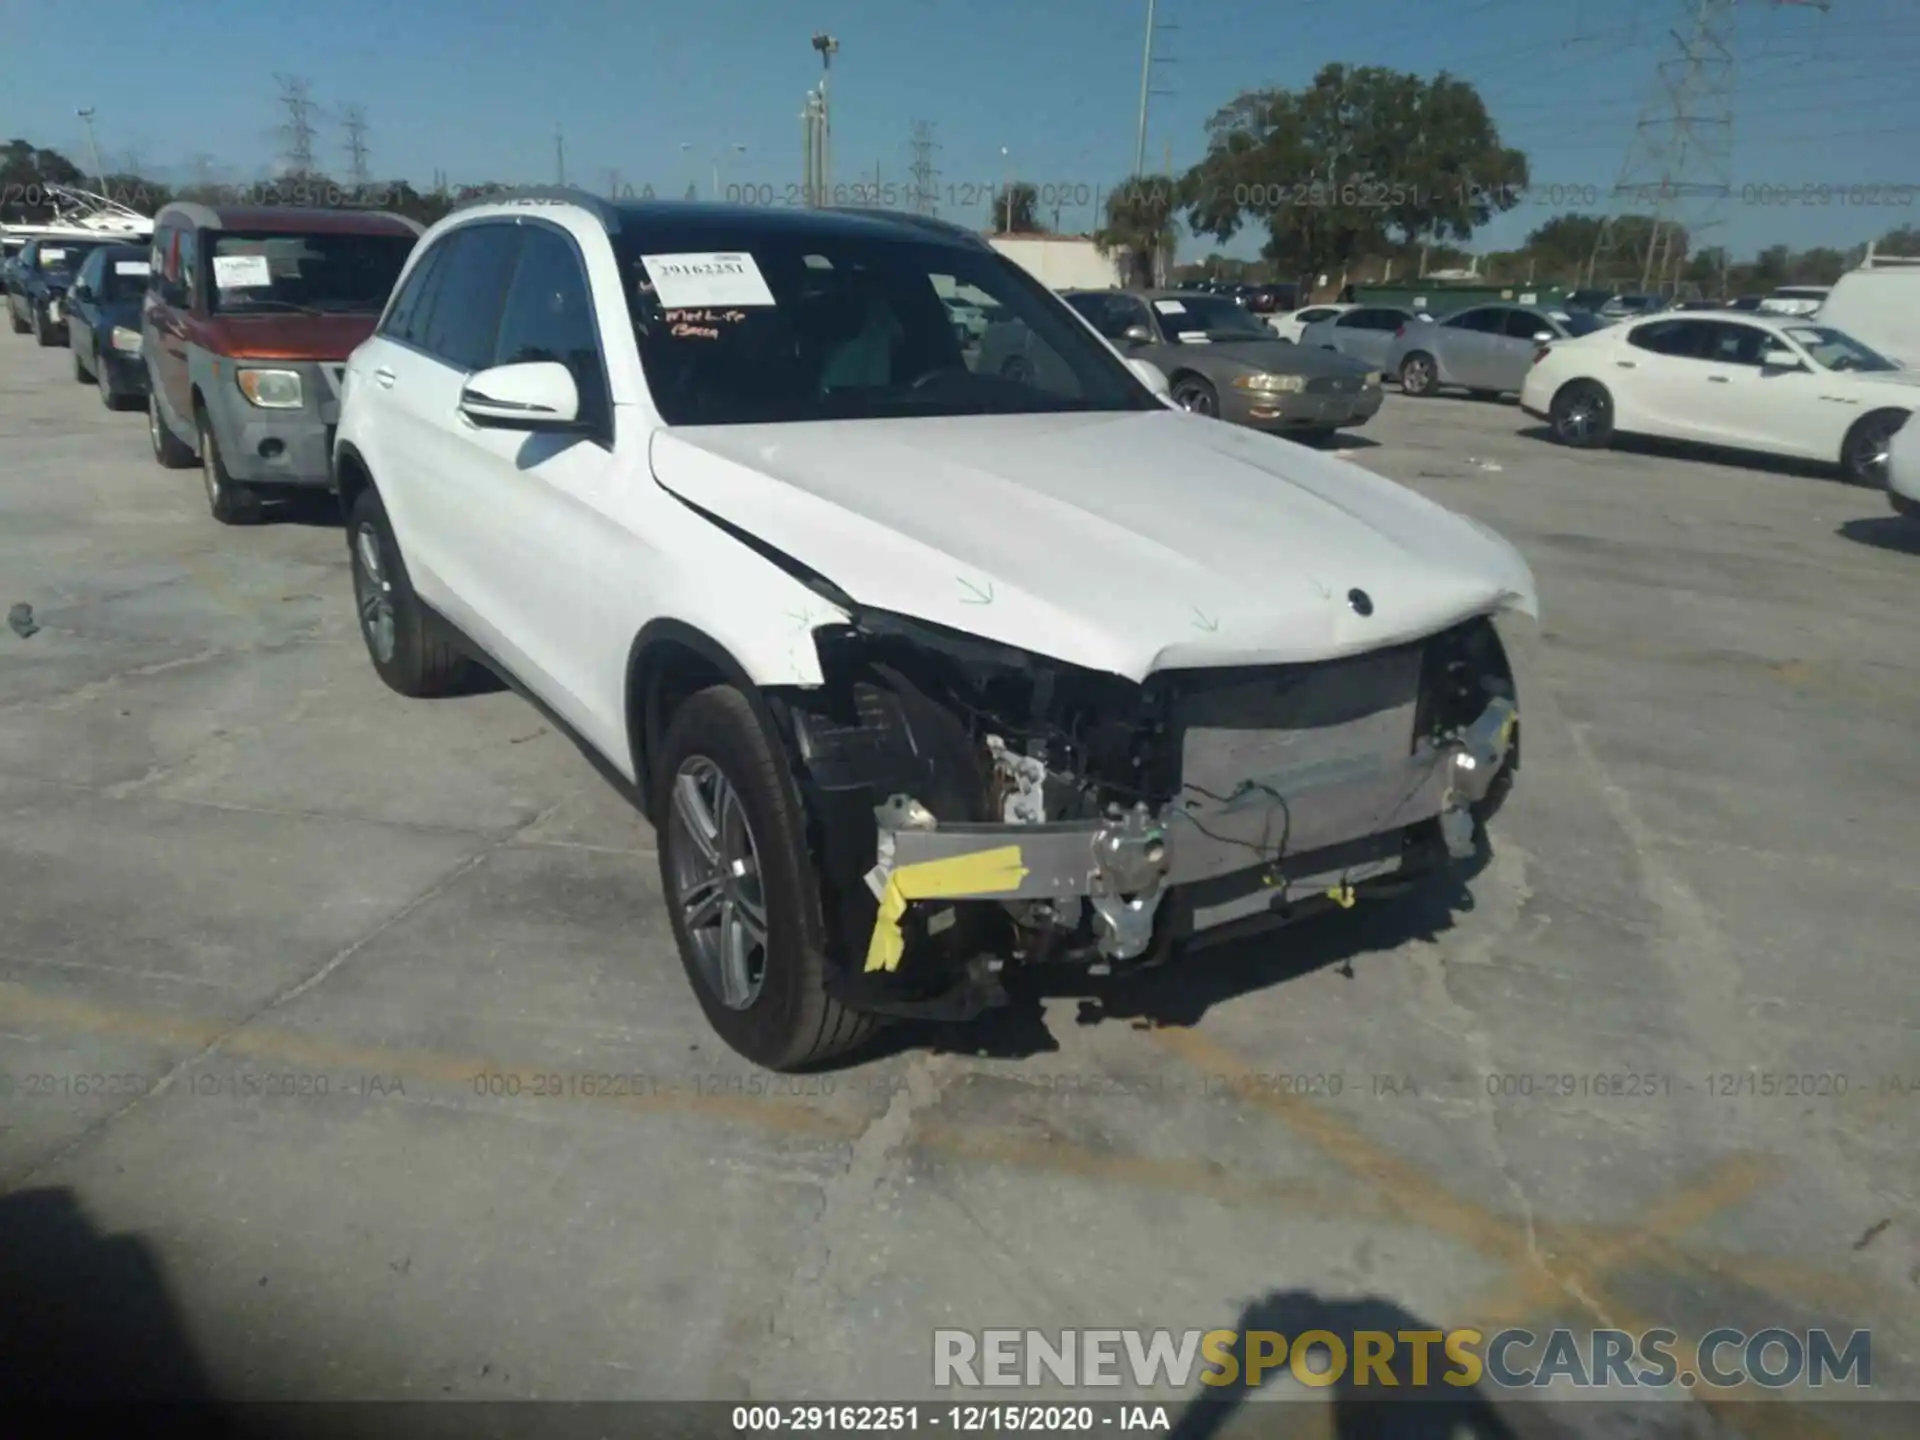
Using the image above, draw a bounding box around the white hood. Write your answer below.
[649,410,1538,682]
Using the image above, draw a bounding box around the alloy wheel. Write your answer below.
[1175,383,1215,417]
[1401,357,1433,395]
[1557,389,1605,443]
[667,757,769,1011]
[1851,420,1898,487]
[351,523,397,664]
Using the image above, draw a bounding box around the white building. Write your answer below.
[985,234,1123,290]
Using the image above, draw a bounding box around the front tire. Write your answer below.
[1549,379,1614,448]
[198,410,262,525]
[346,485,476,698]
[1840,409,1907,488]
[656,686,879,1071]
[1398,352,1437,397]
[148,392,195,468]
[1171,374,1220,417]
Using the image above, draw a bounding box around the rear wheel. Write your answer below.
[32,304,57,348]
[1840,409,1907,488]
[1549,379,1614,448]
[198,410,262,525]
[1398,352,1437,397]
[148,392,195,468]
[656,686,880,1070]
[346,485,476,698]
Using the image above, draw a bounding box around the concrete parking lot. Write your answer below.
[1,336,1916,1436]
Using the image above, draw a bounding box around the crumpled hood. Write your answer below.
[649,410,1538,681]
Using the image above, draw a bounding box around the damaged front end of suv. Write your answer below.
[768,605,1520,1022]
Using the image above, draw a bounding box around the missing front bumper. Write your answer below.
[861,695,1518,973]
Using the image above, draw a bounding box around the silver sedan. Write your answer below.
[1384,303,1608,399]
[1298,305,1429,369]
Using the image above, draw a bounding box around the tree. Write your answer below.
[989,181,1044,233]
[1,141,86,221]
[1094,176,1181,288]
[1181,65,1527,283]
[1876,224,1920,257]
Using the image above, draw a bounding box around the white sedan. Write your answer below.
[1266,302,1353,343]
[1521,311,1920,486]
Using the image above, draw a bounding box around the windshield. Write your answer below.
[1154,293,1272,341]
[1558,311,1607,337]
[1784,326,1897,373]
[614,231,1159,425]
[207,231,415,315]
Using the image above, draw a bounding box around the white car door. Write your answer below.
[378,221,525,663]
[1607,319,1721,441]
[439,221,631,749]
[1685,321,1843,460]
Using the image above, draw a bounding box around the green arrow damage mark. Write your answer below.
[958,577,994,604]
[1192,607,1220,633]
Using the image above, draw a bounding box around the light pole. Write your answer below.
[1133,0,1155,178]
[811,33,838,199]
[1000,146,1010,233]
[683,142,749,201]
[75,107,106,190]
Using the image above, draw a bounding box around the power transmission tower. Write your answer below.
[342,105,372,190]
[554,124,567,186]
[1589,0,1831,293]
[1132,0,1179,177]
[908,120,940,215]
[274,75,320,178]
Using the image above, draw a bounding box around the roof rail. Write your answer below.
[447,184,622,230]
[824,207,990,247]
[1861,241,1920,270]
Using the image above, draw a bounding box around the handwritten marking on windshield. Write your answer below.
[957,577,994,605]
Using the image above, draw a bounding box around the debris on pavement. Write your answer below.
[7,602,39,638]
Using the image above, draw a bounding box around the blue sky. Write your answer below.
[7,0,1918,262]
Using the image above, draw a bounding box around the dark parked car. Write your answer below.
[142,202,422,523]
[65,243,153,408]
[5,236,106,346]
[1241,283,1299,315]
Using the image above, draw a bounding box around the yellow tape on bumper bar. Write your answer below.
[863,846,1030,974]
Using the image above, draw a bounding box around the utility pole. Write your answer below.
[554,124,567,186]
[1589,0,1830,294]
[342,105,372,192]
[75,108,106,190]
[607,169,621,199]
[274,76,319,178]
[1133,0,1178,178]
[1000,146,1011,233]
[908,120,940,216]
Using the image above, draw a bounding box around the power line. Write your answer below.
[274,75,319,178]
[908,120,941,215]
[341,104,371,190]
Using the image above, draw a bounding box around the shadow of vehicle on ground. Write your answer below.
[1517,423,1852,486]
[1838,515,1920,555]
[894,841,1491,1063]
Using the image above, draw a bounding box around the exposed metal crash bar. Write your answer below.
[863,694,1519,971]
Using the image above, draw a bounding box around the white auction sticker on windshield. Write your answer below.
[39,248,66,264]
[115,261,151,277]
[640,252,775,308]
[1177,331,1212,343]
[1153,299,1187,315]
[212,254,273,289]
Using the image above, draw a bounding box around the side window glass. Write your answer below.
[1708,323,1769,366]
[1503,309,1547,340]
[381,239,448,345]
[1445,309,1488,332]
[178,230,198,308]
[419,224,520,371]
[493,225,608,431]
[1629,321,1701,358]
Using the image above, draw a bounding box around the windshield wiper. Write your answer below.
[221,298,322,315]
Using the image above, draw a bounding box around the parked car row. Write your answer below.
[5,192,1536,1070]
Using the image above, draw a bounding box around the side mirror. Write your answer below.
[459,361,582,430]
[1760,347,1802,371]
[1126,358,1172,397]
[1532,330,1554,343]
[1121,324,1152,346]
[70,283,91,303]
